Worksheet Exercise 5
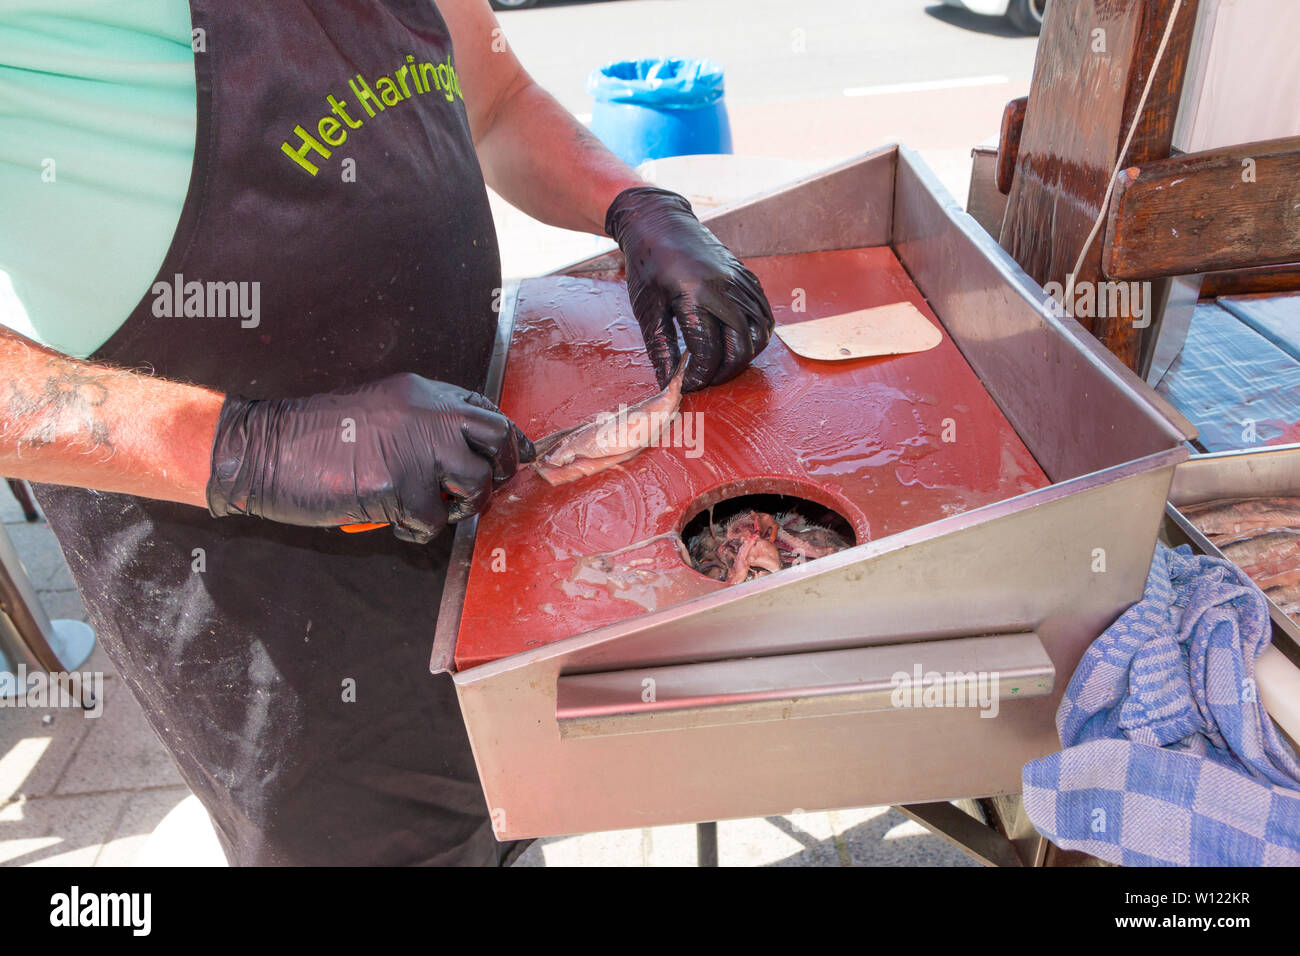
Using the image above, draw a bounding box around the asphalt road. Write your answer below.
[495,0,1040,114]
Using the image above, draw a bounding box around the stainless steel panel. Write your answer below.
[461,662,1061,840]
[1169,442,1300,505]
[1142,275,1201,385]
[556,632,1053,739]
[559,145,898,276]
[891,146,1195,483]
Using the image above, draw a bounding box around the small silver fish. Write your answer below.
[532,354,690,486]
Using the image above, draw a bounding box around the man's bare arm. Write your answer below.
[439,0,775,392]
[0,326,222,508]
[439,0,644,235]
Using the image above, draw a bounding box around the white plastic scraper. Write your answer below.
[774,301,942,361]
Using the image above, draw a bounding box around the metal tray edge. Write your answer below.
[430,281,519,675]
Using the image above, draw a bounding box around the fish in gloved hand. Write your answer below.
[532,353,691,485]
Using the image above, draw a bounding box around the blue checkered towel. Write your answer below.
[1022,542,1300,865]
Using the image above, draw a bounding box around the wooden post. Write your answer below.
[998,0,1198,371]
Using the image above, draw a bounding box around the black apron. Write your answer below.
[33,0,519,865]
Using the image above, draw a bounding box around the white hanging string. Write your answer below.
[1065,0,1185,309]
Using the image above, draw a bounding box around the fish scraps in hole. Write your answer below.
[687,510,851,585]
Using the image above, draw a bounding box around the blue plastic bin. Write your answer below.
[586,58,733,168]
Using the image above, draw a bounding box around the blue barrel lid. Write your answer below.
[586,58,726,109]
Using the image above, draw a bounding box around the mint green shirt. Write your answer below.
[0,0,195,357]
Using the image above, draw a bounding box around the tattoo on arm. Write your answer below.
[7,364,117,454]
[572,121,613,155]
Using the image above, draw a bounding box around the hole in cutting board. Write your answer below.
[679,483,859,584]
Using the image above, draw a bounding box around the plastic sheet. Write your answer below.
[1219,292,1300,364]
[1156,300,1300,450]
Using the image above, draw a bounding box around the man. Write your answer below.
[0,0,772,865]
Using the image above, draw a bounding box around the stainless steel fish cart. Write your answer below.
[433,144,1196,857]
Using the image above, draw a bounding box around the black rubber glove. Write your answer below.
[605,186,775,392]
[207,374,534,544]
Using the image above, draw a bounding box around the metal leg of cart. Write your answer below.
[894,796,1048,867]
[696,821,718,867]
[0,523,97,707]
[6,480,40,523]
[693,800,1046,867]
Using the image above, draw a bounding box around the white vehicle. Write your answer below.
[943,0,1047,35]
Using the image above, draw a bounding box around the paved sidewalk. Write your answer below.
[514,810,979,867]
[0,492,190,866]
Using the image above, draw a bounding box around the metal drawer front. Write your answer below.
[556,632,1055,738]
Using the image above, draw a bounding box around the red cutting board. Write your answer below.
[453,247,1048,669]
